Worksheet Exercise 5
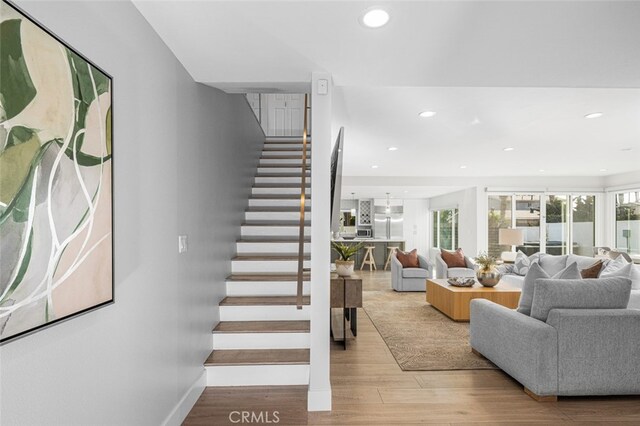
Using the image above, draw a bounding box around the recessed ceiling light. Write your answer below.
[600,168,608,172]
[460,165,467,169]
[584,112,603,119]
[388,147,398,151]
[404,190,409,193]
[371,165,379,169]
[621,147,633,152]
[539,169,545,172]
[503,147,515,152]
[419,111,437,118]
[361,9,389,28]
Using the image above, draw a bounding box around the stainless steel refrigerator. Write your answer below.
[374,205,404,239]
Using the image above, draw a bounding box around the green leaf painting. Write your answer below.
[0,1,113,344]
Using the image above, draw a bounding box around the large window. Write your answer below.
[432,208,458,250]
[615,191,640,255]
[487,193,598,257]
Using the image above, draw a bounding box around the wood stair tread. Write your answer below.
[205,349,310,366]
[246,206,311,212]
[213,321,310,334]
[250,194,311,199]
[255,173,310,177]
[238,236,311,242]
[226,273,310,282]
[258,164,311,168]
[253,183,310,188]
[242,220,311,226]
[262,147,311,151]
[232,254,310,261]
[220,296,310,306]
[260,155,311,160]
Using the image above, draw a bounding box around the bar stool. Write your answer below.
[360,246,377,271]
[384,246,400,270]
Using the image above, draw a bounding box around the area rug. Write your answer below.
[363,290,497,371]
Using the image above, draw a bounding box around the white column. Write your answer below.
[308,72,332,412]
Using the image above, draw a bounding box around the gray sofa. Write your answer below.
[500,253,640,309]
[470,277,640,400]
[430,248,476,279]
[391,254,433,291]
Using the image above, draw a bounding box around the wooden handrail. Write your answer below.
[296,94,309,310]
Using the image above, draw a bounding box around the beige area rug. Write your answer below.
[363,290,497,371]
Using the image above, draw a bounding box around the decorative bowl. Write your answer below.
[447,277,476,287]
[476,268,502,287]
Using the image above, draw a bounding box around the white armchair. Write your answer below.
[431,248,476,279]
[391,254,433,292]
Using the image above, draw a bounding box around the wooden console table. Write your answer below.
[330,274,363,349]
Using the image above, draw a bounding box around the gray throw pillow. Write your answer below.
[513,251,539,276]
[538,254,568,276]
[517,261,580,316]
[530,277,632,322]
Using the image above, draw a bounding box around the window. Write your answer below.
[487,193,598,256]
[432,208,458,250]
[615,191,640,255]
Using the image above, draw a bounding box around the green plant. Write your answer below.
[332,241,363,261]
[474,252,497,271]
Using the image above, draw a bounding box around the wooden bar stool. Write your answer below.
[384,246,400,270]
[360,246,377,271]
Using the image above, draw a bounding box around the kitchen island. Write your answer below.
[331,238,406,270]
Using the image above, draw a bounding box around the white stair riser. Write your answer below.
[255,176,308,184]
[260,158,310,165]
[257,167,309,174]
[226,281,310,297]
[264,143,309,149]
[245,211,308,221]
[262,150,309,157]
[236,242,311,253]
[252,187,310,195]
[248,198,312,207]
[220,305,310,321]
[212,333,310,350]
[206,365,309,386]
[241,226,311,237]
[231,260,310,274]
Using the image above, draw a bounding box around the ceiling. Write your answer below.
[134,0,640,194]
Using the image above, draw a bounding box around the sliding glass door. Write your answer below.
[432,208,459,250]
[572,195,596,256]
[545,195,569,255]
[515,195,541,256]
[615,191,640,255]
[488,195,512,258]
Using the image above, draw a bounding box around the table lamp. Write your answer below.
[499,228,524,262]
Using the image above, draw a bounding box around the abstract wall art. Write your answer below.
[0,0,113,344]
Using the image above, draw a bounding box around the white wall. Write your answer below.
[402,199,430,255]
[0,2,263,424]
[429,188,480,256]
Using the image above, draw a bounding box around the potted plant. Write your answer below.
[332,241,363,277]
[473,252,502,287]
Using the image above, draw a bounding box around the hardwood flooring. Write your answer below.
[184,270,640,425]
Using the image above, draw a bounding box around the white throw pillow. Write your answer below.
[599,255,629,276]
[513,251,539,276]
[600,259,640,290]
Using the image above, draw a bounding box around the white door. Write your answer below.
[265,94,306,136]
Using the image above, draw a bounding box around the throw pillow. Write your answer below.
[600,255,628,276]
[513,251,538,276]
[580,260,604,279]
[538,254,568,276]
[440,248,467,268]
[517,262,581,316]
[396,249,420,268]
[600,261,640,290]
[530,277,632,322]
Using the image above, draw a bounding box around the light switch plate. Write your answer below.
[178,235,188,253]
[317,79,328,95]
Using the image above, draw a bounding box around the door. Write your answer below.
[265,94,305,136]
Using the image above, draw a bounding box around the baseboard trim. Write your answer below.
[163,369,206,426]
[307,388,332,411]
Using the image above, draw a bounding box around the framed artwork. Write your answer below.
[0,0,114,344]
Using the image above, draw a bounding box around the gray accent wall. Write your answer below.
[0,1,263,424]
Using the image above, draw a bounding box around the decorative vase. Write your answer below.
[476,267,502,287]
[335,259,355,277]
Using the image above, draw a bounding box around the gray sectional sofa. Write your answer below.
[470,276,640,400]
[500,253,640,309]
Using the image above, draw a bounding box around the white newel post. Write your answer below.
[308,72,332,411]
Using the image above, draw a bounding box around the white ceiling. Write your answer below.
[134,0,640,193]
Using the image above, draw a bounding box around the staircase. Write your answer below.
[205,137,312,386]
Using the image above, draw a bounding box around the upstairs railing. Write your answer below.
[296,94,310,309]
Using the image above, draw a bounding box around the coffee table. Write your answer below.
[426,278,521,321]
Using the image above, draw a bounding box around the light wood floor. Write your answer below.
[184,271,640,425]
